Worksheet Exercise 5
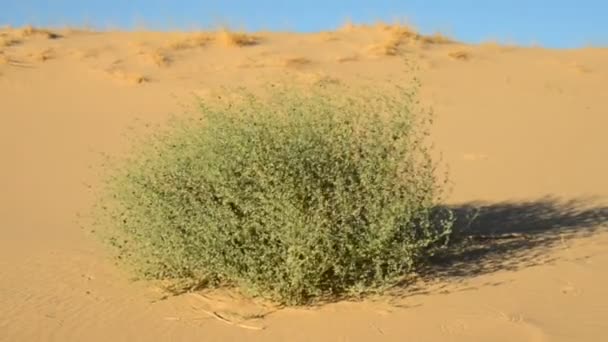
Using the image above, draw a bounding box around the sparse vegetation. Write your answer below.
[368,38,401,56]
[217,29,259,47]
[341,21,453,46]
[19,25,61,39]
[420,32,453,44]
[95,80,452,305]
[167,33,212,50]
[141,49,171,67]
[389,24,420,40]
[365,24,454,57]
[0,25,61,46]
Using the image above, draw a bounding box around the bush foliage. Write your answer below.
[97,82,453,304]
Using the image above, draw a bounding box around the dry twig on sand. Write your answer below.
[189,293,266,331]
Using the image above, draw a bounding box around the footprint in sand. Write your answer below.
[493,311,549,341]
[501,312,527,323]
[560,283,582,296]
[440,319,469,335]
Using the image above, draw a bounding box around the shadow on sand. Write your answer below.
[422,196,608,280]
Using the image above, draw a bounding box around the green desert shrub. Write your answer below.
[96,82,453,304]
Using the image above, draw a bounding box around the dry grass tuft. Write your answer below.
[419,32,453,44]
[389,24,420,40]
[216,29,260,47]
[141,49,171,67]
[448,50,471,61]
[339,21,454,46]
[367,38,401,56]
[339,20,454,46]
[151,51,171,67]
[19,25,62,39]
[341,21,418,37]
[365,24,454,57]
[167,33,212,50]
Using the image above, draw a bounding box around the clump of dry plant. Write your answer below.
[420,32,453,44]
[140,49,171,67]
[365,23,454,57]
[389,24,420,40]
[341,21,454,46]
[19,25,62,39]
[367,38,402,56]
[167,33,212,50]
[216,29,259,47]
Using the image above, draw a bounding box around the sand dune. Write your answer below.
[1,25,607,341]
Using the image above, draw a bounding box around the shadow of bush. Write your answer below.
[424,197,608,279]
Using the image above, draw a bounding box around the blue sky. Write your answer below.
[1,1,606,48]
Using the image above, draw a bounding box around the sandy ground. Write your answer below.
[1,25,608,341]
